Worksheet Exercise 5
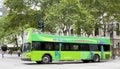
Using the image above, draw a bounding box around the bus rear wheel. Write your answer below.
[42,55,51,64]
[92,55,100,62]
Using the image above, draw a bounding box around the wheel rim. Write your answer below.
[43,56,49,63]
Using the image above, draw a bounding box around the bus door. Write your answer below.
[101,45,104,60]
[89,45,104,60]
[54,43,61,60]
[89,44,98,60]
[80,44,91,60]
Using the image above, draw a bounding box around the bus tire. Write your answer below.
[36,61,42,64]
[42,55,51,64]
[92,54,100,62]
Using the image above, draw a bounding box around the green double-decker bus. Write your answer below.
[21,28,111,64]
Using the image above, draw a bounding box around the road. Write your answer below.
[0,54,120,69]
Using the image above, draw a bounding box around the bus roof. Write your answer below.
[31,33,110,44]
[24,28,110,44]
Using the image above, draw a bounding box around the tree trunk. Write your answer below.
[15,35,18,47]
[103,23,106,37]
[76,27,82,36]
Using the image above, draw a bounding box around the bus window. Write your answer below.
[70,44,79,51]
[45,43,53,50]
[40,42,45,50]
[98,44,110,51]
[79,44,89,51]
[32,42,41,50]
[62,43,80,51]
[54,43,59,51]
[61,43,70,51]
[89,44,98,51]
[23,43,31,52]
[40,42,59,51]
[103,45,110,51]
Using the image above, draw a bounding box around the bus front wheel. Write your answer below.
[42,55,51,64]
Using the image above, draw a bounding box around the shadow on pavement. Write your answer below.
[23,61,107,65]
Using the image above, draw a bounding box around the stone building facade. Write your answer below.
[0,0,7,17]
[93,23,120,56]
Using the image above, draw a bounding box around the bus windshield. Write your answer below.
[23,43,31,52]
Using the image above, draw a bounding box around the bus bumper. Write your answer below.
[21,58,31,61]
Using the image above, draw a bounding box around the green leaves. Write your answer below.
[0,0,119,42]
[44,0,95,35]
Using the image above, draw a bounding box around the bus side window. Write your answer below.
[89,44,98,51]
[45,43,53,50]
[61,43,70,51]
[40,42,59,51]
[103,45,110,51]
[79,44,89,51]
[61,45,65,51]
[70,44,79,51]
[40,42,44,50]
[98,44,110,51]
[32,42,41,50]
[54,43,59,51]
[98,45,101,51]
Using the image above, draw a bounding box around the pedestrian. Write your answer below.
[8,50,10,54]
[17,49,21,57]
[2,51,5,58]
[9,50,13,56]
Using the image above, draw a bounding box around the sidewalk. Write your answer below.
[0,54,20,59]
[114,56,120,60]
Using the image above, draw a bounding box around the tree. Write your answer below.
[80,0,120,36]
[44,0,95,36]
[3,0,42,44]
[0,16,9,45]
[4,0,42,31]
[3,0,120,38]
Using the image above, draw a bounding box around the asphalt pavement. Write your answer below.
[0,54,120,69]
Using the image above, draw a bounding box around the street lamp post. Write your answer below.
[110,23,115,59]
[38,20,45,32]
[118,42,120,56]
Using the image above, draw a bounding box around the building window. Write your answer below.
[116,23,120,36]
